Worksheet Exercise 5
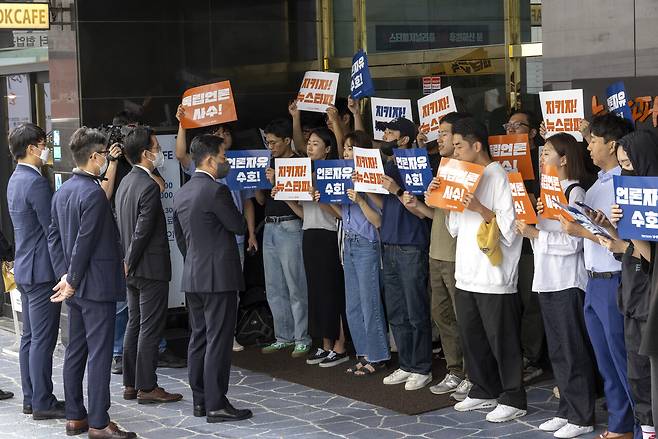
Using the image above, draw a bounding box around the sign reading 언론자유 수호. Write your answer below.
[225,150,272,191]
[315,159,354,204]
[614,175,658,241]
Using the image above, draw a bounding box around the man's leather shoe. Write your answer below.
[111,356,123,375]
[88,421,136,439]
[157,349,186,368]
[33,406,66,420]
[66,418,89,436]
[123,387,137,400]
[193,405,205,417]
[207,401,252,423]
[0,389,13,400]
[23,404,32,415]
[137,387,183,404]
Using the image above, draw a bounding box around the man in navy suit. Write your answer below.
[6,123,65,419]
[173,134,252,422]
[48,127,136,439]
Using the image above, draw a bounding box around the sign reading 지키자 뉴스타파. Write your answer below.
[489,134,534,181]
[296,71,340,113]
[180,81,238,129]
[370,97,414,141]
[274,157,313,201]
[417,86,457,142]
[426,157,484,212]
[225,150,272,191]
[352,147,387,194]
[614,175,658,241]
[315,159,354,204]
[393,148,433,195]
[539,89,585,141]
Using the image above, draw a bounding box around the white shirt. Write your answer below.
[447,162,522,294]
[194,169,215,180]
[583,166,622,272]
[17,162,41,175]
[531,179,588,292]
[134,164,152,177]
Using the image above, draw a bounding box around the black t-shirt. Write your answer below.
[615,243,650,321]
[264,155,299,218]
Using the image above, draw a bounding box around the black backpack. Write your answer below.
[235,286,275,346]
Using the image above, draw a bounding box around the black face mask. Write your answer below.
[380,140,398,157]
[621,168,636,176]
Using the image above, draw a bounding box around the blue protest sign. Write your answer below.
[350,50,375,99]
[393,148,434,195]
[225,150,272,191]
[614,175,658,241]
[606,81,633,122]
[315,159,354,204]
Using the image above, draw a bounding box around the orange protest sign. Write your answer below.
[426,157,485,212]
[489,134,535,181]
[508,172,537,224]
[180,81,238,129]
[540,165,569,220]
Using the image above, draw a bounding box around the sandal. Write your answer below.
[353,361,387,377]
[345,358,367,374]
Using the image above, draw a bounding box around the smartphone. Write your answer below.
[575,201,595,214]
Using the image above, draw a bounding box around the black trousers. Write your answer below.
[123,276,168,391]
[624,316,653,427]
[64,297,115,429]
[517,254,546,364]
[186,291,237,411]
[455,289,527,410]
[538,288,596,426]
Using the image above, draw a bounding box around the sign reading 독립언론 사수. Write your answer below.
[489,134,534,180]
[425,157,484,212]
[315,159,354,204]
[0,3,49,30]
[350,50,375,99]
[225,150,272,191]
[540,165,569,220]
[539,89,584,141]
[417,86,457,142]
[614,175,658,241]
[353,147,387,194]
[180,81,238,129]
[393,148,433,195]
[296,71,340,113]
[508,172,537,224]
[370,97,414,141]
[274,157,313,201]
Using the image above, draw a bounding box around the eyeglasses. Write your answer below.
[503,122,530,131]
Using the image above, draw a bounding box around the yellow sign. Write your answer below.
[0,3,49,30]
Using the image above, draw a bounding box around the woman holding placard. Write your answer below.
[515,133,597,439]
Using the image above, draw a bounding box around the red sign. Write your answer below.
[489,134,535,181]
[180,81,238,129]
[508,172,537,224]
[540,165,569,220]
[426,157,485,212]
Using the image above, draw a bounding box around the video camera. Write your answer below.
[96,124,136,149]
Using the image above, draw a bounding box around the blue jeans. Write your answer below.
[263,220,310,345]
[114,301,167,356]
[343,233,389,363]
[382,244,432,374]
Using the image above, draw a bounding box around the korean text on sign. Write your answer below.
[393,148,433,195]
[614,175,658,241]
[426,157,484,212]
[540,165,569,220]
[370,97,414,141]
[353,147,387,194]
[225,150,272,191]
[417,86,457,142]
[180,81,238,129]
[274,157,313,201]
[315,159,354,204]
[296,71,340,113]
[350,50,375,99]
[508,172,537,224]
[539,89,584,141]
[606,81,633,122]
[489,134,534,180]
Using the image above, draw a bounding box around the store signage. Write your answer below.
[0,3,49,30]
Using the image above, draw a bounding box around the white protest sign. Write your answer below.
[274,157,313,201]
[539,89,584,141]
[417,86,457,142]
[353,147,387,194]
[296,71,340,113]
[370,97,414,141]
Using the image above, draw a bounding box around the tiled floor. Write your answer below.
[0,329,607,438]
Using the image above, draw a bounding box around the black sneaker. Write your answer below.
[319,351,349,368]
[306,348,330,365]
[111,356,123,375]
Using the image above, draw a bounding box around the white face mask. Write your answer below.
[96,154,108,176]
[30,145,50,164]
[149,150,165,169]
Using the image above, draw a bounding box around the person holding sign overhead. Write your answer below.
[561,113,636,439]
[375,117,433,391]
[439,117,526,423]
[514,133,597,438]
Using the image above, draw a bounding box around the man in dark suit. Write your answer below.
[48,127,136,439]
[173,134,252,423]
[114,126,182,404]
[6,123,65,419]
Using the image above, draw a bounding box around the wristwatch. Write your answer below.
[395,187,404,197]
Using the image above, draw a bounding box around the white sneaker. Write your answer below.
[454,396,498,412]
[539,417,568,432]
[450,379,473,401]
[485,404,527,423]
[430,373,462,395]
[383,368,411,385]
[405,373,432,391]
[232,339,244,352]
[553,424,594,438]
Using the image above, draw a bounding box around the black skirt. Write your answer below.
[303,228,345,340]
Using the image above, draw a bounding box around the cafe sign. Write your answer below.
[0,3,49,30]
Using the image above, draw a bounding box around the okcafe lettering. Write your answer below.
[539,89,585,141]
[315,159,354,204]
[508,172,537,224]
[614,175,658,241]
[540,165,569,220]
[0,3,49,30]
[296,71,340,113]
[489,134,534,180]
[417,86,457,142]
[180,81,238,129]
[274,157,313,201]
[225,150,272,191]
[426,157,484,212]
[353,147,387,194]
[393,148,433,195]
